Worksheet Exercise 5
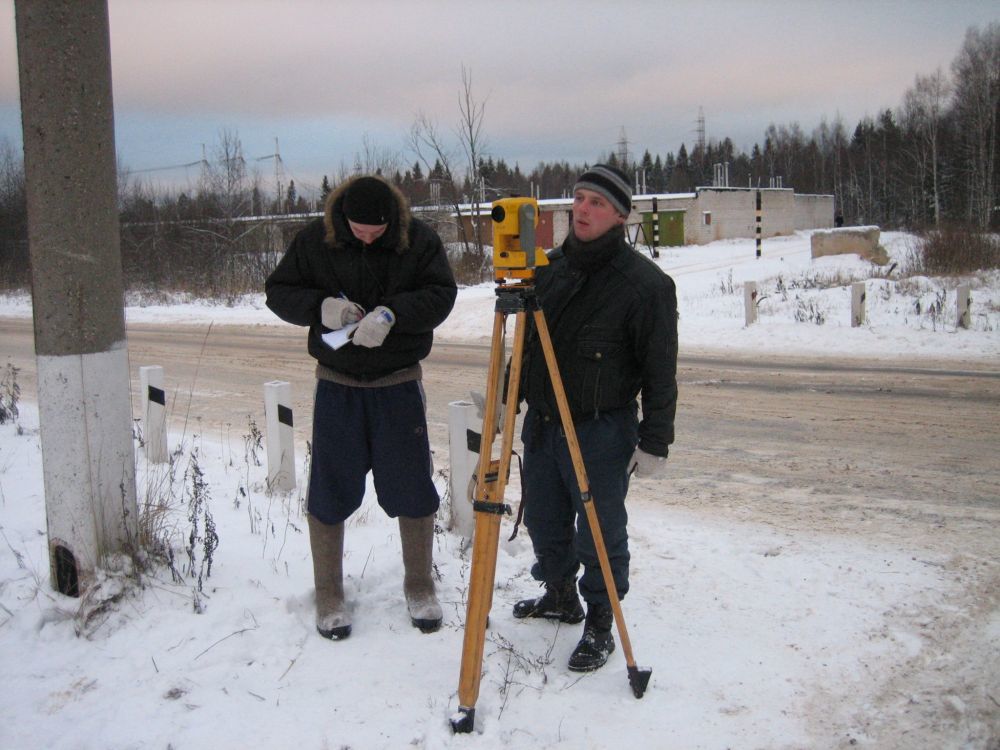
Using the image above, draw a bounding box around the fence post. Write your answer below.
[744,281,758,326]
[263,380,296,492]
[139,365,168,463]
[851,282,867,328]
[957,285,971,329]
[448,400,478,538]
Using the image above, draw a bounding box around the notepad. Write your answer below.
[321,322,360,350]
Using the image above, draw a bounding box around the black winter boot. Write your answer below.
[512,579,585,624]
[568,602,616,672]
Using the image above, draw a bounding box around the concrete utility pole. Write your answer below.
[15,0,138,596]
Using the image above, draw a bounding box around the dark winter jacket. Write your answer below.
[264,176,457,381]
[521,226,678,456]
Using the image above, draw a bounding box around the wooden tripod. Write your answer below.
[450,282,651,734]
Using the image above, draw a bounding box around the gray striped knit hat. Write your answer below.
[573,164,632,217]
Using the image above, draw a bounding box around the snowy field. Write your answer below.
[2,230,995,361]
[0,230,997,749]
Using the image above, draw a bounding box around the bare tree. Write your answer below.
[408,111,472,255]
[951,23,1000,227]
[900,68,950,225]
[357,132,403,177]
[200,128,252,219]
[456,65,489,262]
[0,138,28,288]
[0,138,25,220]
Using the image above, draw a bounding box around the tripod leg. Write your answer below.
[451,509,501,733]
[453,310,529,732]
[531,309,652,698]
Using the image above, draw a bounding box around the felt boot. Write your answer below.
[399,514,443,633]
[307,514,351,640]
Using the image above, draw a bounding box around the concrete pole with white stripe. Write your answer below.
[15,0,138,597]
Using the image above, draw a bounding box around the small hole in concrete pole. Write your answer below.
[54,545,79,597]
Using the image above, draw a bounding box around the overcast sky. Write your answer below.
[2,1,997,197]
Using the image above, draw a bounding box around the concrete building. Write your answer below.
[451,187,835,249]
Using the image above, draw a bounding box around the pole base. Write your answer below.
[628,665,652,698]
[450,706,475,733]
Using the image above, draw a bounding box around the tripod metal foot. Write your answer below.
[450,706,475,733]
[628,665,652,698]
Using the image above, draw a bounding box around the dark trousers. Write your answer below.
[520,406,637,605]
[307,378,439,525]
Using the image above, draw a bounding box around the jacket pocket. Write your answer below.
[576,327,625,415]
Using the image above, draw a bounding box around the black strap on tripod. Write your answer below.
[507,451,525,541]
[472,500,511,515]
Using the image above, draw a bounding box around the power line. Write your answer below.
[127,159,206,175]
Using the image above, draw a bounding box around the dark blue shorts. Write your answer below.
[307,378,440,525]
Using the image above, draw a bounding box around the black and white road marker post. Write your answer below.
[851,282,867,328]
[139,366,168,463]
[447,399,478,538]
[264,380,296,492]
[744,281,759,327]
[957,285,971,329]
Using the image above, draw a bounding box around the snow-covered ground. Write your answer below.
[0,231,997,749]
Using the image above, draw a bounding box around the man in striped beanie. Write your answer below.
[571,163,634,237]
[513,163,678,673]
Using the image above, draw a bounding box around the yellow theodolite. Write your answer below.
[489,196,548,281]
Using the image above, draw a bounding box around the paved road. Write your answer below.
[3,315,997,523]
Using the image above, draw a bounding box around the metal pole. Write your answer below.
[15,0,138,596]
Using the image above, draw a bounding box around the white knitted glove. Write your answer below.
[321,297,364,330]
[352,306,395,348]
[627,448,668,480]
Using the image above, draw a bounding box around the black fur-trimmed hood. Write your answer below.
[323,175,411,252]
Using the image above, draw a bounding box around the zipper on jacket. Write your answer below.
[592,368,601,419]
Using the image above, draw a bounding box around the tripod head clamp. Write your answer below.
[491,197,549,281]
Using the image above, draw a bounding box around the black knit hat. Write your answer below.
[342,176,394,224]
[574,164,632,217]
